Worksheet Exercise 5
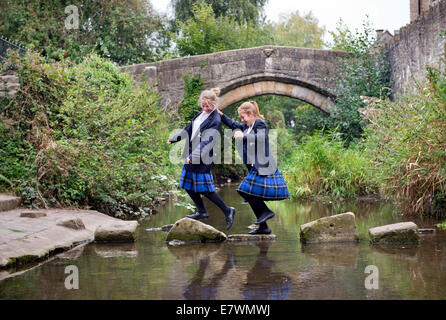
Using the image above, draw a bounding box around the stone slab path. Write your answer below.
[0,207,138,269]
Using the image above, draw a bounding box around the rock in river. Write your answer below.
[166,218,227,243]
[94,221,139,243]
[369,222,420,244]
[299,212,359,244]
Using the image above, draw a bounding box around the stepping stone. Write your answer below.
[300,212,359,244]
[0,195,21,212]
[162,224,174,232]
[227,234,277,242]
[165,218,227,243]
[94,221,139,242]
[20,211,47,218]
[369,222,420,244]
[418,229,435,234]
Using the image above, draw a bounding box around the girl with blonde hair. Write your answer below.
[218,100,289,235]
[168,88,235,230]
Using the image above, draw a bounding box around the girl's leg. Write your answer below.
[185,190,208,219]
[238,191,271,234]
[203,192,231,214]
[203,191,235,230]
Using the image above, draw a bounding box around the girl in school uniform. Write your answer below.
[218,101,289,235]
[168,88,235,230]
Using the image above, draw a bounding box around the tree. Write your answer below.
[171,0,268,24]
[273,10,325,48]
[174,2,273,56]
[328,19,391,145]
[0,0,172,65]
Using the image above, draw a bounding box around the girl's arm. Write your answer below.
[168,122,192,144]
[218,111,245,131]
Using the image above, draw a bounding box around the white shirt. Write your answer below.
[246,123,254,134]
[191,111,211,140]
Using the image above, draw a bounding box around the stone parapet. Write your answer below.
[0,73,20,98]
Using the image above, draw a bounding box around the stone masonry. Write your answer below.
[120,46,346,112]
[0,72,19,98]
[386,0,445,97]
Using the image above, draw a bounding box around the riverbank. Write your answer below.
[0,206,138,270]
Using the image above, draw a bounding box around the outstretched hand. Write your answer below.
[217,108,223,116]
[233,130,244,139]
[167,139,171,145]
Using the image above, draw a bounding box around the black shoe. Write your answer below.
[187,212,209,220]
[248,227,272,235]
[254,212,275,225]
[225,207,235,230]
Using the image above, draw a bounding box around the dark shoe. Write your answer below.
[248,227,272,235]
[187,212,209,220]
[254,212,275,225]
[225,207,235,230]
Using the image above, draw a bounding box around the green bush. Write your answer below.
[282,131,377,199]
[363,65,446,216]
[0,52,180,218]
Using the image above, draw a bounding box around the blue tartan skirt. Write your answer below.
[237,167,289,201]
[179,167,216,193]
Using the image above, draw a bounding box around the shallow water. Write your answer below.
[1,186,445,300]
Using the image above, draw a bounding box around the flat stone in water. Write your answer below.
[146,228,162,232]
[369,222,420,244]
[300,212,359,244]
[167,240,186,246]
[418,229,435,234]
[162,224,174,232]
[227,234,277,242]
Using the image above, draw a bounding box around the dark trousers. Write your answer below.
[186,189,230,215]
[237,191,273,230]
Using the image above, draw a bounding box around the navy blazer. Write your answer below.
[169,109,221,173]
[221,113,277,176]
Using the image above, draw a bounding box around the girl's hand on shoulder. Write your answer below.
[233,130,244,139]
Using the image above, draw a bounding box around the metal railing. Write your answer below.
[0,35,29,62]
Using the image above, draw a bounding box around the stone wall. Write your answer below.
[387,0,445,97]
[411,0,437,23]
[0,72,19,98]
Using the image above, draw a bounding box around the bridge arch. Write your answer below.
[120,46,346,112]
[218,73,336,113]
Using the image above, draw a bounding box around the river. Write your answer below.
[1,186,445,300]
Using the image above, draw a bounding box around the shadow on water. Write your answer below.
[1,185,446,300]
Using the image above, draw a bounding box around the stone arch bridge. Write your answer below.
[120,46,347,113]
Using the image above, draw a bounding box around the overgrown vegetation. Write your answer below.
[0,52,180,219]
[282,132,376,199]
[0,0,172,64]
[363,64,446,216]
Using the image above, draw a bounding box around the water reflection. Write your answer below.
[242,242,292,300]
[301,243,360,268]
[93,243,138,259]
[182,248,235,300]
